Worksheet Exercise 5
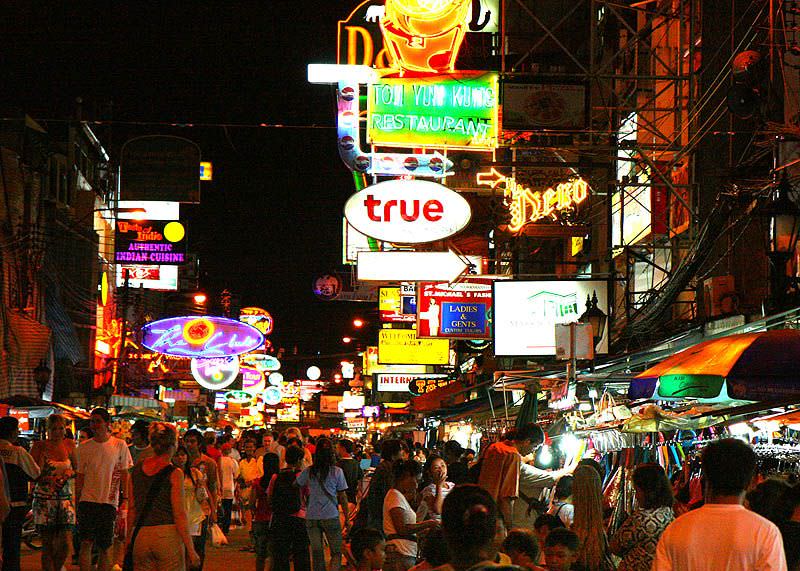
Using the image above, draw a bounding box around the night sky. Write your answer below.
[0,3,371,355]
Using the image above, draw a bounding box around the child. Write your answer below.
[543,528,579,571]
[533,514,565,567]
[350,528,386,571]
[409,528,450,571]
[502,529,546,571]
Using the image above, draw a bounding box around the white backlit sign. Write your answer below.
[345,179,471,244]
[190,356,240,390]
[493,280,609,356]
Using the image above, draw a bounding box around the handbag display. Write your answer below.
[123,465,175,571]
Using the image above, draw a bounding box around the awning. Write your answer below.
[0,307,51,398]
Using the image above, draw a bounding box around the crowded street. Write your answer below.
[1,1,800,570]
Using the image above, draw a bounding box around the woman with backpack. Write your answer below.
[296,437,350,571]
[269,445,311,571]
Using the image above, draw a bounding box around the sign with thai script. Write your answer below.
[380,285,417,323]
[368,72,499,150]
[378,329,450,365]
[115,219,187,265]
[493,280,608,356]
[408,376,455,396]
[477,169,589,232]
[345,179,471,243]
[417,279,493,339]
[142,316,264,358]
[190,356,240,390]
[239,307,274,335]
[377,373,448,392]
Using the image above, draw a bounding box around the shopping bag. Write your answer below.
[210,523,228,546]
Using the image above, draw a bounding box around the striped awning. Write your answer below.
[0,307,51,398]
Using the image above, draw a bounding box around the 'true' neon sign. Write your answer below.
[476,168,589,232]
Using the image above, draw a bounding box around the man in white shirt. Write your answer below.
[653,438,787,571]
[219,443,240,535]
[75,408,133,571]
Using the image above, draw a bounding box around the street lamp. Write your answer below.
[764,172,800,310]
[579,291,608,348]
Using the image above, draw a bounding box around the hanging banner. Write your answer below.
[378,329,450,365]
[408,376,456,396]
[416,279,493,339]
[377,373,449,392]
[141,316,264,358]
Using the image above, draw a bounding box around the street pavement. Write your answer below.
[20,526,256,570]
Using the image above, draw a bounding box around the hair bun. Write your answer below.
[463,503,489,525]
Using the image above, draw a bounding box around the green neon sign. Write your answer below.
[367,72,499,150]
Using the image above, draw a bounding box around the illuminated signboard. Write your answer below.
[408,376,455,396]
[117,264,178,291]
[239,307,274,336]
[141,316,264,358]
[190,356,240,390]
[477,169,589,232]
[115,219,187,265]
[379,285,416,323]
[493,280,609,356]
[378,329,450,365]
[368,72,499,150]
[363,346,430,375]
[344,179,471,244]
[224,390,253,404]
[277,397,300,422]
[381,0,472,74]
[376,373,448,392]
[241,367,266,394]
[417,279,493,339]
[241,353,281,372]
[200,161,213,181]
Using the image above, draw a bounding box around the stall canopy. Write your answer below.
[629,329,800,402]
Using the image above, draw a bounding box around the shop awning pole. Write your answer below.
[486,388,496,420]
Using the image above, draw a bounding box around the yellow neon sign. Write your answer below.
[477,168,589,232]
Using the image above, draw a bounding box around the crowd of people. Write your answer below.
[0,412,794,570]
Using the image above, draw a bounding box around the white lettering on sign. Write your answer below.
[376,373,448,392]
[344,179,471,243]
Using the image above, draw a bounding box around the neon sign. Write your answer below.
[141,316,264,358]
[224,390,252,404]
[241,353,281,372]
[239,307,274,335]
[477,169,589,232]
[241,367,266,394]
[115,220,187,265]
[191,356,240,390]
[344,179,471,244]
[367,73,498,149]
[381,0,472,75]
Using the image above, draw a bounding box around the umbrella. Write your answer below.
[629,329,800,402]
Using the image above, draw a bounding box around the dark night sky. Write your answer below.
[0,3,372,355]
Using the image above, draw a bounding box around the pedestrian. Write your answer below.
[335,439,362,509]
[0,416,40,570]
[128,420,153,465]
[204,431,221,463]
[184,427,220,569]
[440,484,501,571]
[172,445,209,567]
[350,528,386,571]
[238,438,263,533]
[128,422,200,570]
[284,427,313,467]
[365,439,403,530]
[502,528,545,571]
[298,437,350,571]
[218,442,239,535]
[543,528,580,571]
[77,427,93,445]
[547,475,574,528]
[571,464,614,571]
[441,441,468,485]
[653,438,787,570]
[774,484,800,570]
[30,414,77,571]
[269,444,310,571]
[383,460,438,571]
[416,455,454,522]
[477,423,545,528]
[263,431,285,467]
[75,408,132,571]
[252,453,280,571]
[609,463,674,571]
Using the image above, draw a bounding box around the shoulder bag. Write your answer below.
[123,465,175,571]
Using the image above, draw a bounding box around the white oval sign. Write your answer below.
[344,179,471,244]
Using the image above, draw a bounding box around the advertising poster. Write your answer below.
[502,83,586,130]
[416,279,493,339]
[379,285,417,323]
[493,280,609,356]
[378,329,450,365]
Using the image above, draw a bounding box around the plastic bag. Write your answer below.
[210,523,228,547]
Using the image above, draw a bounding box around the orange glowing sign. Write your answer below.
[381,0,472,75]
[183,318,215,345]
[477,169,589,232]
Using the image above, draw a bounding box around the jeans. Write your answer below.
[2,506,27,571]
[306,518,343,571]
[271,515,310,571]
[192,518,208,571]
[220,499,233,534]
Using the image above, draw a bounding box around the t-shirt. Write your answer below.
[252,478,272,523]
[239,457,264,483]
[128,444,154,465]
[76,436,133,507]
[191,453,220,495]
[219,456,239,500]
[336,457,363,503]
[547,501,574,528]
[477,441,520,503]
[416,481,455,522]
[297,465,348,520]
[267,472,308,519]
[0,440,40,506]
[653,503,787,570]
[384,488,417,557]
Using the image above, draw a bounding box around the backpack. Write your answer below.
[271,469,301,516]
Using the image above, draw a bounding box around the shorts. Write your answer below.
[252,521,271,559]
[77,501,117,550]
